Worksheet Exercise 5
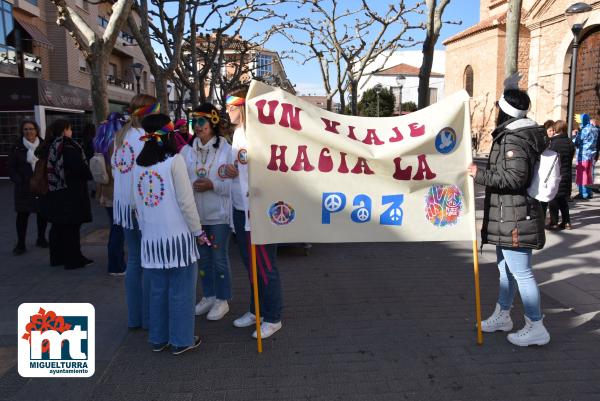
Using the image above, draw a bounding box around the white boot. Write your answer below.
[507,315,550,346]
[194,296,215,315]
[478,303,513,333]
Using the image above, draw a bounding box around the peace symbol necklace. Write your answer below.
[195,140,217,178]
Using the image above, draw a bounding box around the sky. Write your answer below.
[263,0,482,96]
[160,0,482,96]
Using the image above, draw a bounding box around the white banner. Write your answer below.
[246,81,475,244]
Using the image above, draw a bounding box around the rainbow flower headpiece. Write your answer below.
[139,121,174,146]
[192,110,220,125]
[132,103,161,118]
[225,95,245,107]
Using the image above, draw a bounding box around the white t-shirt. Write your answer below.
[230,126,250,231]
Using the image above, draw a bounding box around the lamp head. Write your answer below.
[565,2,592,35]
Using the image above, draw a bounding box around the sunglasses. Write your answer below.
[192,117,208,127]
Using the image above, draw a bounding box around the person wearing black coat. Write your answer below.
[8,120,48,255]
[468,87,550,347]
[36,119,93,270]
[548,120,575,229]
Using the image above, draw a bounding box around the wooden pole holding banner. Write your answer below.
[473,239,483,345]
[250,244,263,353]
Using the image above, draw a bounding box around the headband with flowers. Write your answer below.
[139,121,174,146]
[132,103,161,118]
[192,110,220,125]
[225,95,245,107]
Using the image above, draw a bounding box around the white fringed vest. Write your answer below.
[133,157,200,269]
[112,127,145,229]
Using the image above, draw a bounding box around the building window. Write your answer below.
[464,65,474,97]
[75,0,87,10]
[79,56,88,73]
[429,88,438,105]
[0,0,13,47]
[25,0,38,6]
[256,54,272,77]
[98,16,108,28]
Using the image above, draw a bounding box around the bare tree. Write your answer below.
[505,0,522,77]
[280,0,422,115]
[417,0,456,109]
[127,0,188,110]
[50,0,134,123]
[175,1,282,110]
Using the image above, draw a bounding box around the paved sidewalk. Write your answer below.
[0,181,599,401]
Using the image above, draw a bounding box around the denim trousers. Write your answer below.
[198,224,232,300]
[124,226,149,329]
[145,262,197,347]
[233,209,282,323]
[105,208,126,274]
[578,185,591,198]
[496,246,542,321]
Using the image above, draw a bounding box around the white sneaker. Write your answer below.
[233,312,263,328]
[194,297,215,316]
[479,303,513,333]
[252,321,282,339]
[507,315,550,347]
[207,299,229,321]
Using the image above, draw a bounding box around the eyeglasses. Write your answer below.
[226,104,239,112]
[192,117,208,127]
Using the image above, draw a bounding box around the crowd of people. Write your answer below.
[7,82,599,351]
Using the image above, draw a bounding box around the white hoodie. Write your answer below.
[181,136,232,226]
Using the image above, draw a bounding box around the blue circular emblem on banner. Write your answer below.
[435,127,457,154]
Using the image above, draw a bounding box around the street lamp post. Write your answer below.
[374,83,383,117]
[131,62,144,94]
[395,74,406,115]
[565,2,592,137]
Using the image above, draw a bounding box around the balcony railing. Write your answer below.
[107,75,134,91]
[0,47,42,76]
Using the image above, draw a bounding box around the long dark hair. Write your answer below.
[35,119,72,159]
[19,119,42,141]
[136,114,176,167]
[193,103,221,149]
[497,89,530,126]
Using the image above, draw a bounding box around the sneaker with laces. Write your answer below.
[507,315,550,346]
[171,336,201,355]
[478,303,513,332]
[233,312,262,328]
[194,296,215,315]
[207,299,229,321]
[252,321,282,339]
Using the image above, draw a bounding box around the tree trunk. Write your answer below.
[326,97,332,112]
[154,73,169,114]
[190,22,199,108]
[505,0,522,77]
[418,38,435,109]
[88,53,109,124]
[350,80,358,116]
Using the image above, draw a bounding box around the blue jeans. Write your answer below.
[105,208,126,274]
[578,185,591,198]
[496,246,542,321]
[233,209,282,323]
[198,224,232,300]
[145,263,198,347]
[124,227,149,329]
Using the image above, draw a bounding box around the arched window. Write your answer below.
[464,65,474,97]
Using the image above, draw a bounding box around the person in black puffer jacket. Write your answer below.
[548,120,575,229]
[468,87,550,347]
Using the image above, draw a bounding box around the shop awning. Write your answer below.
[13,15,54,50]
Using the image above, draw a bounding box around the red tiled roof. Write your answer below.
[443,12,508,45]
[374,63,443,77]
